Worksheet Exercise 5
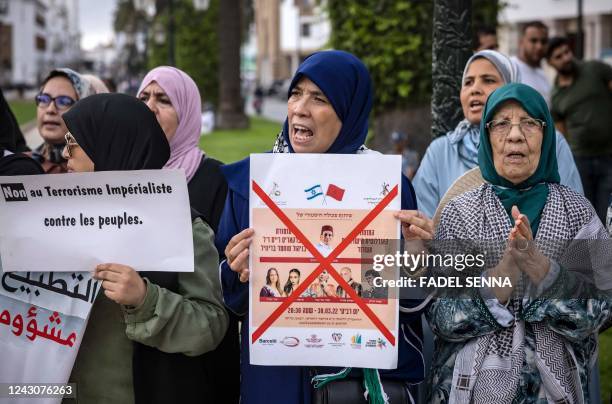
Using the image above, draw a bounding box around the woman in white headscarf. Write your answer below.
[412,50,582,220]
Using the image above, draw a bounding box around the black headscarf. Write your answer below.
[62,93,170,171]
[0,153,43,175]
[0,88,29,154]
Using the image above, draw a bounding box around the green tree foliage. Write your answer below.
[328,1,502,113]
[148,0,219,105]
[114,0,147,33]
[473,0,504,29]
[328,1,433,112]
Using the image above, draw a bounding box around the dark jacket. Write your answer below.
[215,157,425,404]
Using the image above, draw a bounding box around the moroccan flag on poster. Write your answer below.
[326,184,345,201]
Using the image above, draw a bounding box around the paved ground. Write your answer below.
[245,95,287,123]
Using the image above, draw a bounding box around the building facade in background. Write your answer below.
[0,0,80,88]
[83,41,117,80]
[254,0,330,87]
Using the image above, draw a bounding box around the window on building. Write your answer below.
[0,23,12,69]
[0,0,9,15]
[35,13,45,27]
[301,23,311,37]
[36,35,46,51]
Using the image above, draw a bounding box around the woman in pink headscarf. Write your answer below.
[138,67,238,404]
[138,66,228,232]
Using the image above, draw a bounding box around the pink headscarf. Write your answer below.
[138,66,204,181]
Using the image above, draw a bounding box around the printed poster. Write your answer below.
[0,170,192,402]
[249,154,401,369]
[0,170,193,272]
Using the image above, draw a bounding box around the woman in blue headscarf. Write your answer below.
[216,50,425,404]
[426,83,611,403]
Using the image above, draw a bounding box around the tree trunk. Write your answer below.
[431,0,472,138]
[217,0,249,129]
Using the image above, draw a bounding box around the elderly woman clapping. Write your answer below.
[426,83,611,403]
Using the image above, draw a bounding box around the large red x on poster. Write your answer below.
[251,180,399,346]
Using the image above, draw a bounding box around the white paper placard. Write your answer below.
[0,170,193,272]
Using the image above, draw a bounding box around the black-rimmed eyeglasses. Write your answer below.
[35,93,76,111]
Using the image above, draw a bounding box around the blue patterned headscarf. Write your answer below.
[280,50,373,154]
[42,68,94,100]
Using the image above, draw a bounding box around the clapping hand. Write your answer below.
[508,206,550,285]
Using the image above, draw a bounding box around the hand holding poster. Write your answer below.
[0,170,193,272]
[249,154,401,369]
[0,169,197,402]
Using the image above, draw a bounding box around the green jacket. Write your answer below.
[65,218,228,403]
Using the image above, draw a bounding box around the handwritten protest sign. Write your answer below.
[249,154,400,369]
[0,170,193,272]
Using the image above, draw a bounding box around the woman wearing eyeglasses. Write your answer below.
[31,68,93,173]
[426,83,612,403]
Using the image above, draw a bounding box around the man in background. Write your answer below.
[547,36,612,223]
[511,21,551,104]
[473,26,498,52]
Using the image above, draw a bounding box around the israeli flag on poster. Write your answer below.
[304,184,323,200]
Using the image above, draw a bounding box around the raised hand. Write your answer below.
[508,205,550,285]
[395,210,434,240]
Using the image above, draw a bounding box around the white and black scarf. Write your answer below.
[439,183,610,404]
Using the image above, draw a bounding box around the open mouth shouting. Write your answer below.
[291,123,314,145]
[468,99,485,114]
